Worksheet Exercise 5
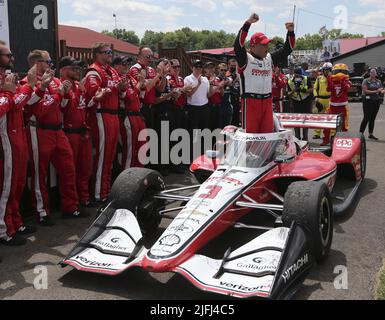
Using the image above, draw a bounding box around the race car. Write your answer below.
[61,113,366,299]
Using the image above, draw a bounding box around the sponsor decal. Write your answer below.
[14,94,27,105]
[43,94,55,106]
[159,234,181,247]
[278,114,338,123]
[219,281,271,293]
[335,138,353,149]
[273,173,304,178]
[180,209,208,217]
[207,176,243,186]
[74,255,113,268]
[174,217,201,225]
[251,69,270,77]
[281,254,309,283]
[188,199,211,207]
[93,238,130,252]
[168,224,194,233]
[0,96,8,106]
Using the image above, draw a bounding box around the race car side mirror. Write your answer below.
[275,154,295,164]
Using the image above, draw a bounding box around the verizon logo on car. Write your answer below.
[335,139,353,149]
[75,256,113,268]
[219,281,270,292]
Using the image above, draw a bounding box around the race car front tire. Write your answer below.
[282,181,334,263]
[109,168,166,235]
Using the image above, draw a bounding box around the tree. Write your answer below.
[140,30,165,51]
[101,29,140,45]
[327,29,364,40]
[269,36,284,51]
[295,34,323,50]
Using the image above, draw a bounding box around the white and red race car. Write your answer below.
[61,113,366,299]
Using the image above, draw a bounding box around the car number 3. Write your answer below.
[199,185,223,199]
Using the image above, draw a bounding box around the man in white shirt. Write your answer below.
[184,60,215,160]
[184,60,215,132]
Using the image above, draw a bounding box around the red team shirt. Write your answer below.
[129,63,157,105]
[61,80,87,130]
[167,74,186,107]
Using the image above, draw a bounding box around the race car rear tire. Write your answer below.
[109,168,166,235]
[334,132,366,180]
[282,181,334,263]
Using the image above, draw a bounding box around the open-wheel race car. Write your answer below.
[61,113,366,299]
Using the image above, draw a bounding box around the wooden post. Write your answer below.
[158,42,163,58]
[60,40,67,57]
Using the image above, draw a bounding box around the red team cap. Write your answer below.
[250,32,271,46]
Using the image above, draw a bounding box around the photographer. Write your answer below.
[288,67,313,140]
[218,63,234,128]
[360,68,385,140]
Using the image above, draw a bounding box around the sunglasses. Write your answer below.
[143,54,153,59]
[99,50,113,55]
[172,65,181,68]
[38,59,53,65]
[220,69,227,72]
[0,53,13,58]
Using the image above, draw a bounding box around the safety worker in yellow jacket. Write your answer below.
[313,62,332,139]
[288,68,313,140]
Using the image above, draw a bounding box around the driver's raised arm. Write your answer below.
[271,25,296,67]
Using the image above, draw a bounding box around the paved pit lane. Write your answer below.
[0,103,384,300]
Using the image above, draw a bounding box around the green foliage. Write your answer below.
[327,29,364,40]
[101,29,140,46]
[296,34,323,50]
[140,28,236,51]
[101,27,365,52]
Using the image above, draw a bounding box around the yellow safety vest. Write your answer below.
[314,75,331,99]
[288,76,310,101]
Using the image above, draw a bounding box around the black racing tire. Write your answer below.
[334,132,366,180]
[282,181,334,263]
[109,168,166,235]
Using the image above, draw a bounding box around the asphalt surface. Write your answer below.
[1,102,385,300]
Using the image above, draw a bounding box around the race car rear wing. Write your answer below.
[276,113,343,131]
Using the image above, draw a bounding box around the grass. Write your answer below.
[376,259,385,300]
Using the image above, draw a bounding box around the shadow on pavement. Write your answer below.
[294,249,347,300]
[334,178,377,224]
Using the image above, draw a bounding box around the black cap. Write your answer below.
[294,67,303,75]
[59,56,84,69]
[204,61,215,69]
[193,60,203,68]
[112,55,132,66]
